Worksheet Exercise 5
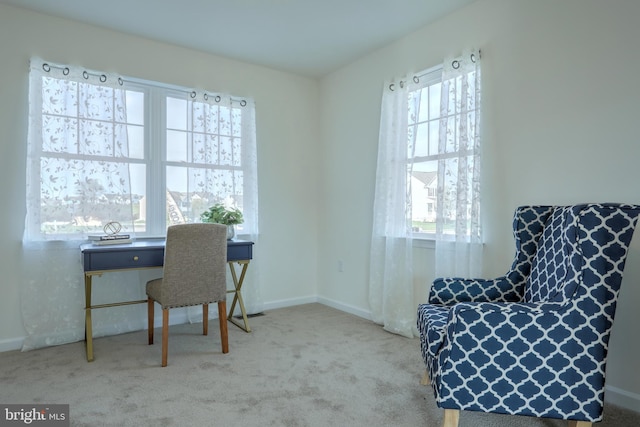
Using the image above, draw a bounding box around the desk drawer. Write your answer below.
[85,248,165,271]
[227,242,253,261]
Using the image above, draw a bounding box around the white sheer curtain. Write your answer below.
[435,50,483,278]
[22,58,143,350]
[369,76,418,339]
[182,94,262,320]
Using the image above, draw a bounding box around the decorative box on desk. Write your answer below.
[80,238,254,362]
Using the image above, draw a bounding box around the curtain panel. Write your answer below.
[369,49,482,339]
[434,49,483,278]
[369,77,419,339]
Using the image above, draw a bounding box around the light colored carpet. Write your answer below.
[0,303,638,426]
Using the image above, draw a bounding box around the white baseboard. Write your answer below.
[316,296,373,321]
[605,385,640,413]
[0,337,24,352]
[260,295,373,322]
[262,295,318,312]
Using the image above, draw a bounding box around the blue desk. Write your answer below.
[80,239,254,362]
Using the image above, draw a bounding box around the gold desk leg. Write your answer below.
[227,260,251,332]
[84,274,94,362]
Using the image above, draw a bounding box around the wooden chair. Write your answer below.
[147,223,229,367]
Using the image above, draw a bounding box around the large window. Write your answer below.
[25,59,257,240]
[407,62,481,241]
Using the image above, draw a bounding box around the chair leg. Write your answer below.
[442,409,459,427]
[203,304,209,336]
[568,422,592,427]
[147,298,154,345]
[161,308,169,367]
[218,300,229,354]
[421,370,431,385]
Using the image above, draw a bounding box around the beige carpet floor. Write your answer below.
[0,303,638,426]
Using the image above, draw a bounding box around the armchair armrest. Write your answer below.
[428,276,524,306]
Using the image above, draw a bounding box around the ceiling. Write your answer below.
[0,0,477,77]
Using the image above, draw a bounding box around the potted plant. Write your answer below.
[200,203,244,240]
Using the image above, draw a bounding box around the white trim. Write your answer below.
[316,296,372,321]
[261,295,373,321]
[412,237,435,249]
[262,296,318,312]
[0,337,24,353]
[605,385,640,413]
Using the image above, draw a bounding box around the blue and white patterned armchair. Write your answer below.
[417,204,640,427]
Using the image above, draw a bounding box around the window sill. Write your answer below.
[412,238,435,249]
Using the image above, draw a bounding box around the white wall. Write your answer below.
[0,4,321,347]
[318,0,640,410]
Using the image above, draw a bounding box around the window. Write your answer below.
[407,61,481,241]
[25,59,257,240]
[407,67,442,239]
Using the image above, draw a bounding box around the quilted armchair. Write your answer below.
[417,204,640,427]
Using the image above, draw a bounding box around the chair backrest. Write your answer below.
[160,223,227,308]
[524,204,640,304]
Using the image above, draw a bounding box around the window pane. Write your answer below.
[231,107,242,137]
[126,90,144,126]
[413,123,430,157]
[166,165,241,224]
[79,119,114,156]
[42,115,77,153]
[127,125,144,159]
[130,163,146,232]
[417,88,429,123]
[38,157,134,235]
[410,161,437,233]
[166,129,188,162]
[42,77,77,116]
[429,121,439,155]
[166,97,187,130]
[429,83,441,120]
[79,83,114,120]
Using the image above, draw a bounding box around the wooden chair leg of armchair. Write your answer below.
[442,409,459,427]
[421,370,431,385]
[568,421,592,427]
[161,308,169,367]
[218,300,229,354]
